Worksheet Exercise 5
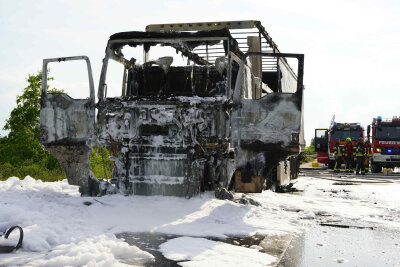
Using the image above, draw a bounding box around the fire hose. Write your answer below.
[0,226,23,253]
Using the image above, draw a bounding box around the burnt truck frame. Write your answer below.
[40,20,305,197]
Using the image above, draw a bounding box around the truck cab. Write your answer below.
[370,116,400,173]
[327,122,363,169]
[40,20,305,196]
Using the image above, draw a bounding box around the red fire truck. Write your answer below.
[368,116,400,173]
[315,122,363,169]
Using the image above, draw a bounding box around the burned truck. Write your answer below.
[40,20,304,197]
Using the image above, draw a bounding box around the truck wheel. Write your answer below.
[328,160,335,169]
[371,163,381,173]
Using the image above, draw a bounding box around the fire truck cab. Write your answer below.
[327,122,363,169]
[316,122,363,169]
[369,116,400,173]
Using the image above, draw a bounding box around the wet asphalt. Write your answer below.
[116,169,400,266]
[279,224,400,266]
[116,232,266,266]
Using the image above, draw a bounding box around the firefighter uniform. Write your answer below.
[354,139,365,175]
[364,141,372,173]
[344,138,354,172]
[333,141,344,172]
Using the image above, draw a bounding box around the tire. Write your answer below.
[371,163,381,173]
[328,160,335,169]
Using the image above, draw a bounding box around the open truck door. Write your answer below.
[40,56,96,194]
[231,52,304,190]
[231,52,304,155]
[314,128,328,164]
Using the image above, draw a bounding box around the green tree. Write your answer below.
[0,70,65,179]
[310,137,315,147]
[4,71,62,136]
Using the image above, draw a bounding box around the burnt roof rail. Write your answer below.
[145,20,260,32]
[145,20,296,76]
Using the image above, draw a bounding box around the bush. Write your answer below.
[299,144,316,164]
[0,147,115,182]
[0,162,18,180]
[0,161,66,182]
[90,145,114,179]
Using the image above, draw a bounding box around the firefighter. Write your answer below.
[354,137,365,175]
[333,138,343,172]
[364,139,372,173]
[344,137,354,172]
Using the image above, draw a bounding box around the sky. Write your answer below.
[1,0,400,144]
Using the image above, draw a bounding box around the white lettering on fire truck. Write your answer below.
[378,141,400,145]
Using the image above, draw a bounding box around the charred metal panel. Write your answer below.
[97,96,234,196]
[41,94,94,145]
[231,93,302,152]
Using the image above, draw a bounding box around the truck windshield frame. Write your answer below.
[98,37,232,99]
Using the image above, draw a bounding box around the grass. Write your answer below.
[0,146,114,182]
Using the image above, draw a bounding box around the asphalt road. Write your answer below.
[279,168,400,267]
[279,223,400,266]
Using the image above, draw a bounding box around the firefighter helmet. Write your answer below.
[346,137,352,142]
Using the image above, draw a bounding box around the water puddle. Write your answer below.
[116,232,270,266]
